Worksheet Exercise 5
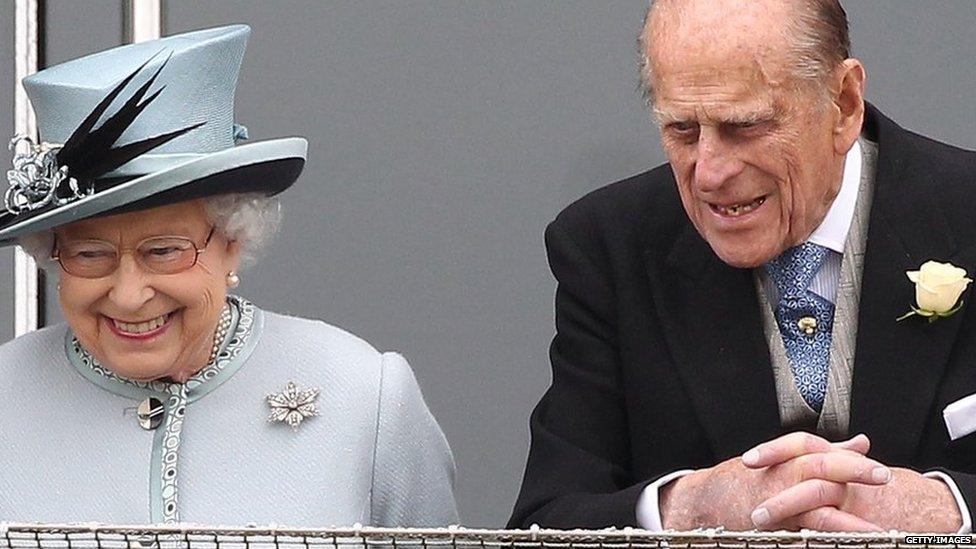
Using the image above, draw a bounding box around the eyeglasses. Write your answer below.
[52,227,216,279]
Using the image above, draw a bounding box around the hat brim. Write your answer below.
[0,137,307,244]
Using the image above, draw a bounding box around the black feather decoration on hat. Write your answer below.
[55,50,205,184]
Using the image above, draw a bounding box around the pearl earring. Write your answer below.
[226,271,240,288]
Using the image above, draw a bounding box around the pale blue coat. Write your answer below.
[0,297,459,526]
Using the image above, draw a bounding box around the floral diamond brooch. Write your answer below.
[266,381,320,430]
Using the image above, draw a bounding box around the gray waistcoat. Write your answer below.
[756,139,878,438]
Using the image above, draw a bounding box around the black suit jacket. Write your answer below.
[509,104,976,529]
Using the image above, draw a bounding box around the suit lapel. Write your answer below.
[850,105,974,463]
[647,225,783,459]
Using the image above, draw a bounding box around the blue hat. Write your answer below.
[0,24,307,243]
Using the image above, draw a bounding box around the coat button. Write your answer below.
[137,397,165,430]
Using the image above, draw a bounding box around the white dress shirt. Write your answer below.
[636,140,971,533]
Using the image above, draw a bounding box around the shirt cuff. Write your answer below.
[924,470,972,534]
[635,469,695,531]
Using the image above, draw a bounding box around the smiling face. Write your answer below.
[643,0,864,267]
[56,199,241,382]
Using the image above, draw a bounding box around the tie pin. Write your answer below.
[797,316,818,335]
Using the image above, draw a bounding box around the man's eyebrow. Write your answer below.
[651,105,778,126]
[651,108,688,124]
[721,107,777,125]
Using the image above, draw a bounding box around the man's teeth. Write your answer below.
[716,196,766,217]
[113,313,169,334]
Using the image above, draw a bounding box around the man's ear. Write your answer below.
[831,58,867,155]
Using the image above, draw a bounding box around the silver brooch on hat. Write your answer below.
[4,51,204,217]
[266,381,320,430]
[4,135,91,214]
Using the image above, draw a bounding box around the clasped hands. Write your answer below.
[659,432,962,532]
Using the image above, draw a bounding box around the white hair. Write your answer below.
[17,192,282,272]
[203,192,282,267]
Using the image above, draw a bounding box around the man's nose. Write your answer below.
[107,255,155,311]
[694,129,744,191]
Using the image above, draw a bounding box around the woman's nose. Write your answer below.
[107,255,155,311]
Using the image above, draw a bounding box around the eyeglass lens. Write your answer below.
[57,237,200,278]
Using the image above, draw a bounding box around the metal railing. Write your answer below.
[1,524,971,549]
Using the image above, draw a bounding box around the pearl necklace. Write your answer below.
[209,302,233,364]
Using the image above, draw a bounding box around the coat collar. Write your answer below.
[647,103,973,461]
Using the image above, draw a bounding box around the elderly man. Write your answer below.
[510,0,976,533]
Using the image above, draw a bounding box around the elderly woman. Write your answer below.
[0,25,458,527]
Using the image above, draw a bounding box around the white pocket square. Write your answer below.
[944,393,976,441]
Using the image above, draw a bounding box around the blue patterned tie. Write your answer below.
[764,243,835,412]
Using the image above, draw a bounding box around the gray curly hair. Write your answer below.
[18,192,281,272]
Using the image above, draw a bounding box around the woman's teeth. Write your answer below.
[714,196,766,217]
[113,313,169,334]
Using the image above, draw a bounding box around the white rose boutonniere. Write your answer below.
[897,260,972,323]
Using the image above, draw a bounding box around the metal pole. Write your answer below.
[13,0,39,336]
[124,0,163,43]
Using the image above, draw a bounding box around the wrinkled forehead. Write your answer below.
[645,3,801,122]
[652,64,784,121]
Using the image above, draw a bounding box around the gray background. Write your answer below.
[3,0,975,527]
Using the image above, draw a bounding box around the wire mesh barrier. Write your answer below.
[0,525,972,549]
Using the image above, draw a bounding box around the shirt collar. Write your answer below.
[806,139,863,254]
